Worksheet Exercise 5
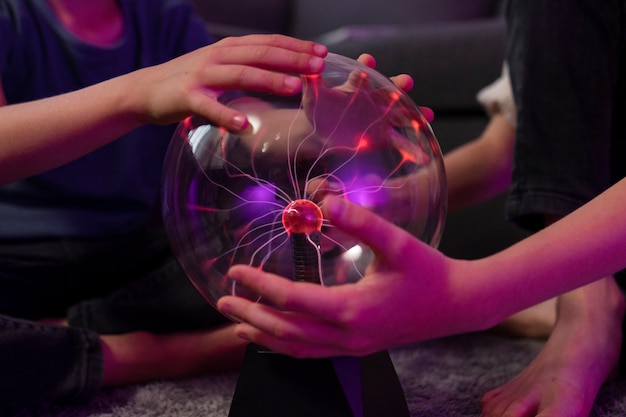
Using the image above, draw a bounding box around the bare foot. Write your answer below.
[101,323,246,386]
[480,277,624,417]
[490,298,557,340]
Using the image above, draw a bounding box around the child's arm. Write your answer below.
[217,176,626,358]
[444,114,515,212]
[0,35,327,185]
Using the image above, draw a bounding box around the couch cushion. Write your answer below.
[290,0,502,39]
[190,0,291,35]
[326,18,506,113]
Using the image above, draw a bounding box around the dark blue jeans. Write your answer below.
[0,228,228,415]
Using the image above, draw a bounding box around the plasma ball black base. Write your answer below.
[227,343,410,417]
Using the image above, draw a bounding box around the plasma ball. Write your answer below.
[281,199,323,235]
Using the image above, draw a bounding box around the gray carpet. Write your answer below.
[19,332,626,417]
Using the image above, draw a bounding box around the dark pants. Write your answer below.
[504,0,626,230]
[0,228,228,415]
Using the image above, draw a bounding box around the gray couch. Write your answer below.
[191,0,530,258]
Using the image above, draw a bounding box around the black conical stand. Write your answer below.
[227,343,410,417]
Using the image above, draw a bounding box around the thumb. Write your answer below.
[321,195,428,266]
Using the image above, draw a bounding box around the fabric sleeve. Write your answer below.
[161,0,215,56]
[0,1,18,75]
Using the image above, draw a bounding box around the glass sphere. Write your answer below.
[162,52,447,311]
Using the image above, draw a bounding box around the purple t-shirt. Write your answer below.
[0,0,214,238]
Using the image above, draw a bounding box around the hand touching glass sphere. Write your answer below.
[162,53,447,310]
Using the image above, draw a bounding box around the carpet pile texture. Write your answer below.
[18,332,626,417]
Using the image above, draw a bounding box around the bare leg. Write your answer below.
[101,323,246,386]
[490,298,557,340]
[481,276,624,417]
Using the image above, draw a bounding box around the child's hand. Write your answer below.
[217,196,467,358]
[357,53,433,122]
[129,34,328,131]
[356,53,413,93]
[300,53,424,149]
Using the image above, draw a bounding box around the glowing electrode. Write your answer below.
[281,199,323,236]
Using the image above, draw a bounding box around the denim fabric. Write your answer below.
[0,228,228,413]
[0,229,178,319]
[505,0,626,231]
[0,316,102,415]
[67,256,229,335]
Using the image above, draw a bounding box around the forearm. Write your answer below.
[445,115,514,212]
[0,74,144,185]
[467,177,626,324]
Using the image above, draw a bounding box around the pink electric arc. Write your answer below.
[161,52,447,314]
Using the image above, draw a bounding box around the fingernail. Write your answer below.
[218,300,230,314]
[284,76,302,93]
[324,195,343,218]
[227,266,242,282]
[314,44,328,56]
[309,57,324,73]
[231,114,248,130]
[235,328,249,340]
[219,303,243,323]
